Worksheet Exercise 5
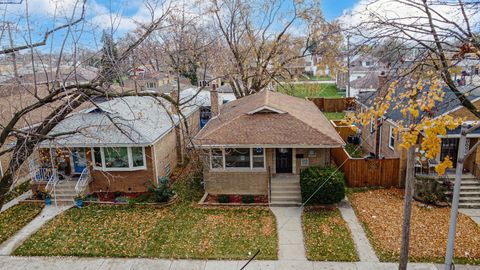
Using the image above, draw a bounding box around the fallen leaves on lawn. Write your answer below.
[303,208,358,261]
[349,189,480,262]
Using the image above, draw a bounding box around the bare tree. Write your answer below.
[208,0,329,98]
[0,0,177,208]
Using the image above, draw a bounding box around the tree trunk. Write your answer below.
[399,144,415,270]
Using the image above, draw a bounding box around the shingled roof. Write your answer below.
[194,90,344,147]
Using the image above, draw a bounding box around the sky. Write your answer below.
[321,0,359,21]
[0,0,360,53]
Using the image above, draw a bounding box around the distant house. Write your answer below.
[29,89,207,202]
[125,69,178,92]
[193,89,344,204]
[356,84,480,185]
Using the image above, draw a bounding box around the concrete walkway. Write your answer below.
[338,199,379,262]
[460,209,480,225]
[270,207,307,262]
[1,256,479,270]
[0,205,71,255]
[0,190,32,213]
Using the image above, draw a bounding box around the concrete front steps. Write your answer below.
[270,174,302,207]
[445,174,480,209]
[51,180,77,206]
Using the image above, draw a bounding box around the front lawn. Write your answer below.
[278,83,343,98]
[303,207,358,261]
[349,189,480,264]
[0,204,43,244]
[14,164,278,260]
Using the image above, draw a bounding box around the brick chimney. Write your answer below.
[378,71,388,91]
[210,82,219,117]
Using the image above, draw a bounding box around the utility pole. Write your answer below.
[443,122,480,269]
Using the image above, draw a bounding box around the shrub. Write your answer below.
[218,195,230,203]
[242,195,254,204]
[300,166,345,205]
[147,177,175,203]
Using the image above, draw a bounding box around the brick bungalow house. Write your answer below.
[30,89,206,201]
[193,89,344,205]
[356,84,480,184]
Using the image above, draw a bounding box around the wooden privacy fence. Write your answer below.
[330,120,356,142]
[309,97,355,112]
[331,147,400,187]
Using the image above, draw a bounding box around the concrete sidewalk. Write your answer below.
[460,209,480,225]
[338,199,379,262]
[0,191,32,213]
[1,256,479,270]
[270,207,307,261]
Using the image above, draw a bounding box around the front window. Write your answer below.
[91,147,146,171]
[104,147,129,168]
[211,148,224,168]
[225,148,250,168]
[210,148,265,170]
[131,147,145,167]
[252,148,265,168]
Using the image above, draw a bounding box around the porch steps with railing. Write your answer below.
[444,173,480,209]
[52,181,77,205]
[270,174,302,207]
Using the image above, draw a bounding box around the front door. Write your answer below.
[276,148,292,173]
[440,138,459,167]
[71,148,87,174]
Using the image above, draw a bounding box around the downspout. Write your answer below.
[152,145,159,186]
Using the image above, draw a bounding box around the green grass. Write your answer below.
[323,112,346,120]
[0,204,43,244]
[14,164,278,260]
[302,207,358,261]
[278,83,343,98]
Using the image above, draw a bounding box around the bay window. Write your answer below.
[92,146,146,171]
[210,148,265,170]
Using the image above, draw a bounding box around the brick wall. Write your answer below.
[152,128,178,180]
[87,147,156,193]
[294,148,328,174]
[204,170,269,195]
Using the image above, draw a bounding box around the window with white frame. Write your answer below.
[92,147,146,171]
[211,148,224,169]
[210,148,265,170]
[388,126,395,149]
[225,148,250,168]
[252,148,265,168]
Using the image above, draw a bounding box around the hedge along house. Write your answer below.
[30,89,206,202]
[193,89,344,205]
